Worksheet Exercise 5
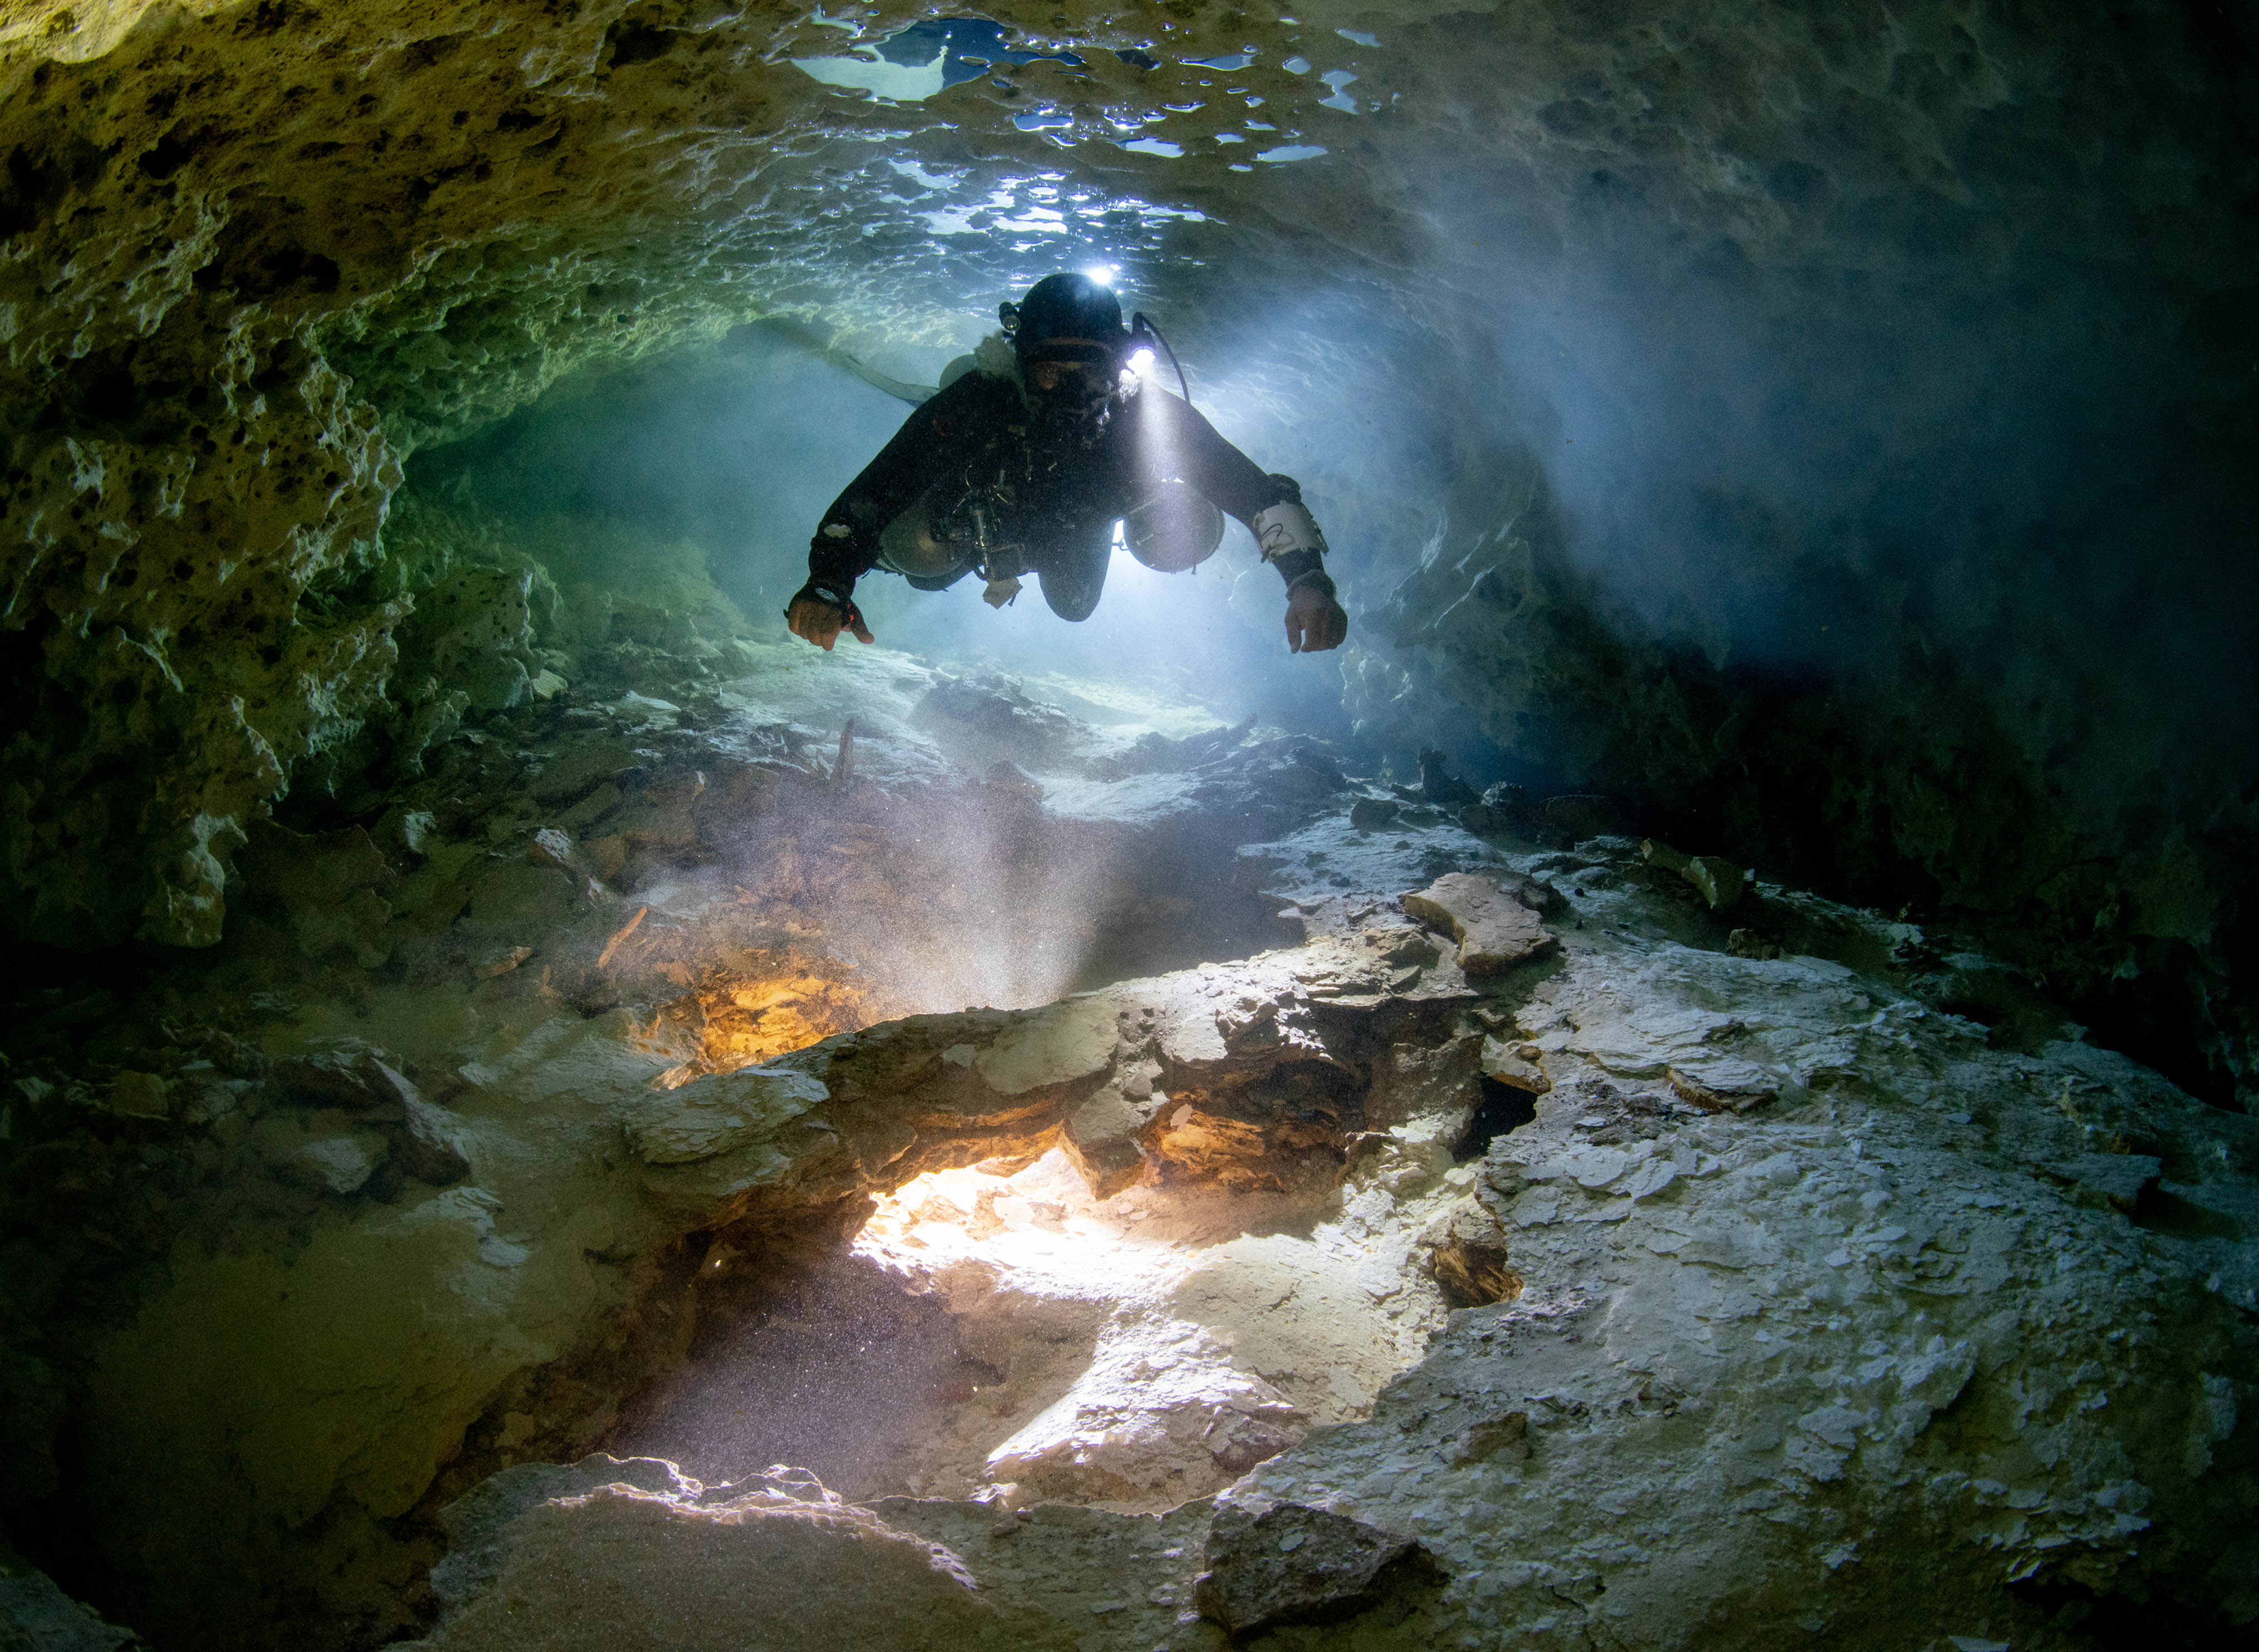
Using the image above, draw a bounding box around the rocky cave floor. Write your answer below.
[3,632,2256,1652]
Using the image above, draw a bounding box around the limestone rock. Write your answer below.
[1449,1410,1531,1467]
[391,1065,473,1186]
[271,1044,409,1118]
[1480,1037,1551,1094]
[1667,1061,1779,1114]
[1059,1084,1151,1198]
[1400,873,1555,975]
[283,1133,389,1196]
[407,1466,1074,1651]
[1194,1502,1439,1636]
[106,1070,171,1120]
[1420,1201,1522,1309]
[0,1564,139,1651]
[626,1068,830,1167]
[1641,838,1747,912]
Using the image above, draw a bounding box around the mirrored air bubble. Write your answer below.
[1256,144,1326,163]
[1185,52,1254,70]
[1115,47,1160,69]
[1282,56,1310,73]
[1336,28,1380,46]
[1318,69,1358,112]
[1015,110,1075,131]
[1214,132,1243,144]
[1121,138,1183,157]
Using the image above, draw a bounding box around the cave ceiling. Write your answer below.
[2,0,2255,1092]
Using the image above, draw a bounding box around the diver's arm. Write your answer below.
[1147,391,1348,652]
[793,376,1008,647]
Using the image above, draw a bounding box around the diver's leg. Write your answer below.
[1035,517,1114,622]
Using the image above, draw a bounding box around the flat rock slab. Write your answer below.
[1400,873,1554,974]
[1194,1502,1438,1635]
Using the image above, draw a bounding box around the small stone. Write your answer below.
[108,1070,171,1119]
[584,834,629,881]
[1062,1085,1150,1199]
[373,807,438,861]
[1480,1037,1551,1094]
[387,1061,471,1184]
[1416,749,1478,806]
[1641,839,1746,912]
[1451,1411,1531,1466]
[1727,928,1781,960]
[1349,797,1400,830]
[527,827,575,869]
[1667,1065,1778,1114]
[473,946,534,980]
[271,1045,401,1115]
[286,1134,387,1196]
[1194,1504,1439,1636]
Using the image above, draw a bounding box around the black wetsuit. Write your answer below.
[805,368,1326,621]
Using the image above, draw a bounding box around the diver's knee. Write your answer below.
[1041,584,1101,622]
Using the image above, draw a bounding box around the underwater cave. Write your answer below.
[2,1,2255,1647]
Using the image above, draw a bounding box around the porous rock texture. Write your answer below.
[2,617,2253,1648]
[400,827,2258,1651]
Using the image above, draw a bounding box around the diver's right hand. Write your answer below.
[786,585,874,651]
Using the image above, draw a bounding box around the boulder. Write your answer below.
[1400,873,1556,974]
[1194,1503,1439,1636]
[0,1564,138,1651]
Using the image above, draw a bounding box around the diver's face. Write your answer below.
[1025,340,1115,404]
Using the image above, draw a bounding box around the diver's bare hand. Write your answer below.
[1284,584,1348,653]
[786,588,874,651]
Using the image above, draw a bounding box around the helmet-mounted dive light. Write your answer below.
[1128,312,1192,404]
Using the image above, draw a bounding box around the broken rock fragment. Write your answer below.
[1479,1036,1551,1094]
[1194,1503,1440,1636]
[1641,838,1747,912]
[1420,1201,1521,1308]
[1400,872,1554,975]
[1667,1062,1779,1114]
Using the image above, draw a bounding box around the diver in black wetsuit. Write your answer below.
[786,272,1350,656]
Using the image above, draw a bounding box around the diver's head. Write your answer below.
[1004,273,1128,409]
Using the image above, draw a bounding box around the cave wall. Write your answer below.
[2,0,2253,1085]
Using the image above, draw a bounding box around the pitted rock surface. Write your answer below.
[1193,1502,1439,1636]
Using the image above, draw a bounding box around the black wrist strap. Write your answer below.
[1273,549,1335,600]
[788,581,864,629]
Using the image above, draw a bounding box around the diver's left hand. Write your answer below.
[1284,584,1348,653]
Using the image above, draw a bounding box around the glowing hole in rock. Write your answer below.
[786,1139,1467,1511]
[643,962,885,1086]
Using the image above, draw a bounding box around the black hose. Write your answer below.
[1130,311,1193,406]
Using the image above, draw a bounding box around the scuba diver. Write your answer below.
[786,272,1350,655]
